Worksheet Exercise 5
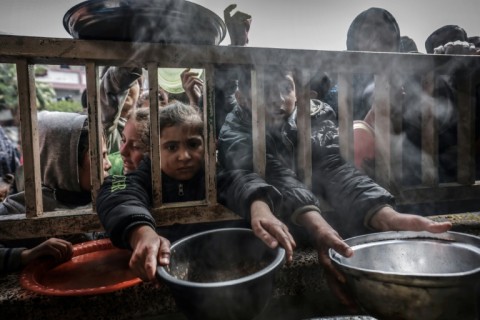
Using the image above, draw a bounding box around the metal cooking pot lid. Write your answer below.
[63,0,226,45]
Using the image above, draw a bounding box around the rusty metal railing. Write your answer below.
[0,35,479,240]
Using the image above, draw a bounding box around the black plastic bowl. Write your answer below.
[157,228,285,320]
[63,0,226,45]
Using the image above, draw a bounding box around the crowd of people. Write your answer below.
[2,3,479,313]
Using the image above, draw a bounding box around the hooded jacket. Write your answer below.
[0,111,91,273]
[97,156,205,249]
[217,100,395,238]
[324,7,402,120]
[0,111,91,215]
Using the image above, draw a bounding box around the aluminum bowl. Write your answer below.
[63,0,226,45]
[330,231,480,320]
[157,228,285,320]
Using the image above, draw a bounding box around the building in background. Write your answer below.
[35,65,86,103]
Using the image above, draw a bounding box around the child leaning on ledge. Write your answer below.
[96,101,212,281]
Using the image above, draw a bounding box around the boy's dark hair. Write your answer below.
[159,101,204,136]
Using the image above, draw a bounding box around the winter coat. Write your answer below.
[0,245,25,273]
[217,100,395,238]
[97,156,205,249]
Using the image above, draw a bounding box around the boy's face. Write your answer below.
[160,124,204,181]
[265,73,297,128]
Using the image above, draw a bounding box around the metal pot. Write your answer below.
[63,0,226,45]
[157,228,285,320]
[329,231,480,320]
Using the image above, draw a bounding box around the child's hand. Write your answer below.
[181,68,204,107]
[128,225,171,282]
[224,4,252,46]
[249,199,296,263]
[21,238,73,266]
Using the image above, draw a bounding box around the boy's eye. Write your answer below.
[188,140,202,149]
[165,143,178,152]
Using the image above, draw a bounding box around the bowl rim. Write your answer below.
[329,231,480,280]
[157,227,286,288]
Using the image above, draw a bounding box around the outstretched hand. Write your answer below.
[21,237,73,266]
[368,206,452,233]
[296,211,357,311]
[128,225,171,282]
[249,199,296,263]
[224,4,252,46]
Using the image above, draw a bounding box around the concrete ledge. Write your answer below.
[0,213,478,320]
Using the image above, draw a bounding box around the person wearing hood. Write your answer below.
[324,7,401,121]
[0,111,111,214]
[0,111,110,273]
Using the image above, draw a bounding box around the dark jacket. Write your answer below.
[217,100,395,238]
[97,157,205,249]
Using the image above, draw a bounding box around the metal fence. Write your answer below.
[0,34,479,240]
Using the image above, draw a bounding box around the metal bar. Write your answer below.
[85,63,102,210]
[456,72,475,185]
[0,35,469,75]
[337,74,354,161]
[295,69,312,188]
[252,67,266,178]
[421,71,439,186]
[15,59,42,217]
[147,63,163,207]
[373,73,392,187]
[204,64,218,205]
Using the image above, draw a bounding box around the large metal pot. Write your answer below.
[157,228,285,320]
[63,0,226,45]
[329,231,480,320]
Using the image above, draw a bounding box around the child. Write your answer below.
[97,102,209,281]
[107,102,205,202]
[108,107,150,176]
[0,111,111,214]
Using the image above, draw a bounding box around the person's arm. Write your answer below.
[0,238,73,274]
[100,66,143,135]
[0,246,26,273]
[96,157,154,250]
[97,157,171,281]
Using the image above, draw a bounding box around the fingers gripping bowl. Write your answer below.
[156,228,285,320]
[329,231,480,320]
